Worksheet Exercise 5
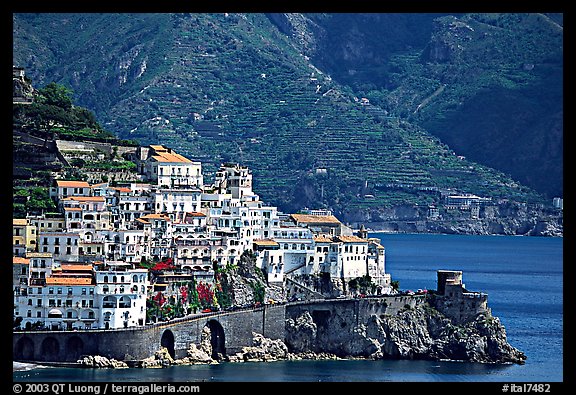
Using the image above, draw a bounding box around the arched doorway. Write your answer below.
[14,337,35,361]
[65,336,84,361]
[40,337,60,361]
[206,319,225,360]
[160,330,175,359]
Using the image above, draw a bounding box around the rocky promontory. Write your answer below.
[285,303,526,364]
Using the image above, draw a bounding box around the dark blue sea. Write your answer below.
[13,234,564,383]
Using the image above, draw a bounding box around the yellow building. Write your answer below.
[13,218,36,256]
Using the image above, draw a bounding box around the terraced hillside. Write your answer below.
[13,13,549,218]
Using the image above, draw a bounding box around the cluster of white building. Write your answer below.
[13,144,391,331]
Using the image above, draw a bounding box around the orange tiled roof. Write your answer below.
[335,235,367,243]
[56,180,90,188]
[60,264,94,272]
[140,213,171,221]
[313,236,334,243]
[63,196,105,202]
[290,214,341,225]
[150,144,168,152]
[186,212,206,217]
[13,218,28,226]
[151,151,192,163]
[113,187,131,193]
[13,256,30,265]
[45,277,93,286]
[253,239,279,247]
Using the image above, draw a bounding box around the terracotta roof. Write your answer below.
[335,235,367,243]
[313,236,334,243]
[56,180,90,188]
[135,218,150,224]
[186,212,206,217]
[140,213,171,221]
[90,182,108,188]
[253,239,280,247]
[13,218,28,226]
[151,151,192,163]
[13,256,30,265]
[63,196,105,202]
[45,277,93,286]
[290,214,341,225]
[60,264,94,272]
[150,144,168,152]
[63,207,82,211]
[112,187,131,193]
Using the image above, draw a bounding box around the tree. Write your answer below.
[37,82,73,110]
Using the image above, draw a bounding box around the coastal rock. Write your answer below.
[233,332,289,362]
[285,311,318,352]
[77,355,128,369]
[140,347,174,368]
[175,343,214,365]
[285,301,526,365]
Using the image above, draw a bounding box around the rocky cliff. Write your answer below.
[285,299,526,365]
[344,202,563,237]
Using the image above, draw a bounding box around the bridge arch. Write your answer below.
[14,337,35,361]
[40,336,60,361]
[65,336,84,361]
[206,319,225,360]
[160,329,175,359]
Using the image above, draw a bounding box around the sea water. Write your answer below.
[13,234,563,382]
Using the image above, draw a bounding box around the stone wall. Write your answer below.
[13,304,286,363]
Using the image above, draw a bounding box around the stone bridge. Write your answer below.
[13,303,287,363]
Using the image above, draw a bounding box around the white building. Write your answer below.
[214,163,253,199]
[94,262,149,329]
[143,145,203,189]
[14,261,149,331]
[50,180,91,202]
[37,232,80,262]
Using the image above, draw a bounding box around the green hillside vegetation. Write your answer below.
[13,80,139,218]
[305,13,563,199]
[12,13,554,219]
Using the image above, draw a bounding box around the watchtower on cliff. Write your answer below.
[437,270,463,296]
[432,270,490,325]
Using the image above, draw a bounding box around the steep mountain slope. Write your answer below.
[12,13,553,219]
[287,13,563,199]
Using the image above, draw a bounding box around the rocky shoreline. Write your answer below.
[76,299,526,369]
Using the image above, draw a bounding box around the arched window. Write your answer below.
[103,296,116,308]
[103,276,108,283]
[133,275,138,283]
[119,295,131,308]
